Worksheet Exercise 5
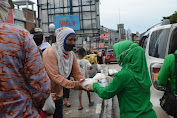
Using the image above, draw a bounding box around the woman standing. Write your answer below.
[92,40,157,118]
[42,27,88,118]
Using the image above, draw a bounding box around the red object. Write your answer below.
[40,111,47,118]
[152,67,161,73]
[6,9,14,24]
[105,49,117,64]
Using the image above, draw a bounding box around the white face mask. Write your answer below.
[0,5,9,22]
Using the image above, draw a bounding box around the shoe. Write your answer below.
[88,101,94,106]
[78,107,83,110]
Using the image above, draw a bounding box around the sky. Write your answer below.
[30,0,177,33]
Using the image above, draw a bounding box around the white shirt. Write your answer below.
[77,59,92,78]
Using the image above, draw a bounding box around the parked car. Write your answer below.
[105,49,117,64]
[140,23,177,117]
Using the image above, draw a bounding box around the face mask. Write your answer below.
[64,43,75,51]
[116,48,131,66]
[34,38,43,46]
[33,34,43,46]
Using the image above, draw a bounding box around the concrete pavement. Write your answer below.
[63,90,103,118]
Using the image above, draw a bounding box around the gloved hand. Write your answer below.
[105,76,113,84]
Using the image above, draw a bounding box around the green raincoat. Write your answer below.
[93,40,157,118]
[157,50,177,95]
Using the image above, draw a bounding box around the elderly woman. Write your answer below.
[92,40,157,118]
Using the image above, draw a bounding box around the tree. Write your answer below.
[163,11,177,24]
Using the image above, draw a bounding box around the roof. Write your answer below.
[12,0,35,6]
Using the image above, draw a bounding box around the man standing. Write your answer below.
[0,0,51,117]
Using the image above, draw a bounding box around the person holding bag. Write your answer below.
[157,50,177,118]
[90,40,157,118]
[42,27,88,118]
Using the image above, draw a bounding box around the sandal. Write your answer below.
[65,101,71,107]
[78,107,83,110]
[88,101,94,106]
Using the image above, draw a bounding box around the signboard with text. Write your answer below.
[100,33,109,39]
[54,15,80,30]
[97,43,104,48]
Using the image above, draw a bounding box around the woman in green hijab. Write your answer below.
[92,40,157,118]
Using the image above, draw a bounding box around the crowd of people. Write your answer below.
[1,0,177,118]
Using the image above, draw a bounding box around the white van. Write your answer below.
[140,23,177,117]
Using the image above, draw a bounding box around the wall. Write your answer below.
[23,8,37,31]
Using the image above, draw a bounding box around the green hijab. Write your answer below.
[113,40,152,92]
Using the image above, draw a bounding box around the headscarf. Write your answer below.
[52,27,75,78]
[38,35,51,51]
[113,40,152,92]
[0,0,10,22]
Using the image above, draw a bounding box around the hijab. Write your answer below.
[0,0,10,22]
[113,40,152,92]
[38,35,51,51]
[52,27,75,78]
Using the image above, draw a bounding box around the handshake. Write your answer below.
[81,73,113,91]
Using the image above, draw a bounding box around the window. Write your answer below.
[141,35,148,51]
[149,28,170,59]
[107,50,114,54]
[143,37,148,51]
[169,27,177,54]
[154,28,170,58]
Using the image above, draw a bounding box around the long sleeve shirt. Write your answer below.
[42,46,85,100]
[157,50,177,95]
[0,21,51,117]
[93,70,157,118]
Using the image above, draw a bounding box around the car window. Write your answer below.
[142,36,148,51]
[154,28,170,58]
[149,28,170,58]
[107,50,114,54]
[169,27,177,54]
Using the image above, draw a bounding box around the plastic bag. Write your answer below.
[93,73,108,88]
[81,78,93,89]
[108,69,118,76]
[42,94,56,114]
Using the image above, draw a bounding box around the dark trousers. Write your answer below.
[53,98,63,118]
[63,77,70,98]
[63,87,70,98]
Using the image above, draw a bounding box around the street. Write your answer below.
[63,63,170,118]
[63,63,121,118]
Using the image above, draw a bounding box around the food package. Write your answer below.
[108,69,118,76]
[81,78,93,89]
[82,73,113,90]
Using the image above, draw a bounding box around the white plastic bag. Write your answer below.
[108,69,118,76]
[93,73,108,88]
[81,78,93,89]
[42,94,56,114]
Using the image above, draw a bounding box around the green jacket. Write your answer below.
[93,70,156,118]
[157,50,177,95]
[93,40,157,118]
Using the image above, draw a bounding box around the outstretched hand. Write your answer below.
[79,79,89,92]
